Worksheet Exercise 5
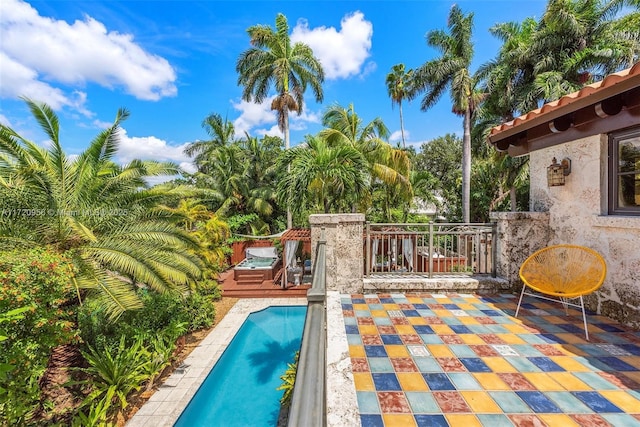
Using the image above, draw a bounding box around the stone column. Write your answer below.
[490,211,551,284]
[310,213,365,294]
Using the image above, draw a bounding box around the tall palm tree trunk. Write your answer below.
[462,108,471,223]
[399,101,406,149]
[284,109,293,229]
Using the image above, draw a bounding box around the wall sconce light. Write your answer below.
[547,157,571,187]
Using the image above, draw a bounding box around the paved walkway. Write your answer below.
[342,293,640,427]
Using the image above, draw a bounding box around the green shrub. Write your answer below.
[0,248,78,424]
[71,395,113,427]
[139,334,176,392]
[78,285,218,352]
[76,337,149,420]
[182,292,217,331]
[78,293,177,352]
[277,351,299,407]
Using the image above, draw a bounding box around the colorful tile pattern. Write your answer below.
[343,293,640,427]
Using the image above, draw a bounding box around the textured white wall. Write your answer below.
[528,134,640,328]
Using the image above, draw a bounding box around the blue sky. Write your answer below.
[0,0,549,172]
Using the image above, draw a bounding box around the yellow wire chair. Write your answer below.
[516,244,607,340]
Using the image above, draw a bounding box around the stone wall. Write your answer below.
[490,211,551,284]
[310,214,364,294]
[525,134,640,328]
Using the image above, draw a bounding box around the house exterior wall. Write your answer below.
[490,211,551,284]
[527,134,640,328]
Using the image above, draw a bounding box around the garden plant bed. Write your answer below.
[35,297,239,427]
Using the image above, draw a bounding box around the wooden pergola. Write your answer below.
[279,228,312,287]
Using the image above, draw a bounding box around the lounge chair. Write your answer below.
[515,244,607,340]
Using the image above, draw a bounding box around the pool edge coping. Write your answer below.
[326,291,360,427]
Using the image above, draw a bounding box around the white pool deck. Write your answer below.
[126,295,358,427]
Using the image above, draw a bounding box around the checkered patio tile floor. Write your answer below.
[342,293,640,427]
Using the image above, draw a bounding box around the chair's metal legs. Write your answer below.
[516,285,590,341]
[515,285,527,317]
[560,297,569,315]
[580,295,589,341]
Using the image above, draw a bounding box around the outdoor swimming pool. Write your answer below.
[174,305,307,427]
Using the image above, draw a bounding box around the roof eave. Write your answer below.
[489,74,640,146]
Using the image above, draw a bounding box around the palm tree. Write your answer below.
[184,113,235,173]
[412,5,483,223]
[200,143,248,217]
[159,199,214,232]
[320,103,412,213]
[0,99,204,319]
[479,18,539,120]
[276,135,369,214]
[157,198,230,268]
[385,64,414,148]
[236,13,325,229]
[531,0,640,101]
[481,1,639,120]
[185,127,282,234]
[408,169,441,221]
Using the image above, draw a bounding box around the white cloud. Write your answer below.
[255,124,284,138]
[389,130,402,142]
[290,109,321,131]
[291,11,374,80]
[92,119,113,129]
[178,162,198,174]
[115,128,195,173]
[0,0,176,112]
[361,61,378,78]
[231,98,279,138]
[231,97,322,138]
[0,51,73,111]
[0,114,11,127]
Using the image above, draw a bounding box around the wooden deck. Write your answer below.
[219,268,311,298]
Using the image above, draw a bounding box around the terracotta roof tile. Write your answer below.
[490,62,640,138]
[280,228,310,241]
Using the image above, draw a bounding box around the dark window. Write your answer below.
[608,126,640,215]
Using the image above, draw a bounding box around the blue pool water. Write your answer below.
[174,305,307,427]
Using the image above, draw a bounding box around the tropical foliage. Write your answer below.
[183,116,284,234]
[406,1,639,222]
[236,12,325,229]
[481,0,640,120]
[1,3,639,425]
[236,13,324,150]
[411,5,481,223]
[0,99,205,319]
[0,249,77,424]
[320,103,412,216]
[413,134,463,220]
[276,135,369,216]
[277,351,299,407]
[386,64,414,148]
[0,100,226,425]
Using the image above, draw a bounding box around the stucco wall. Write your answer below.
[528,134,640,328]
